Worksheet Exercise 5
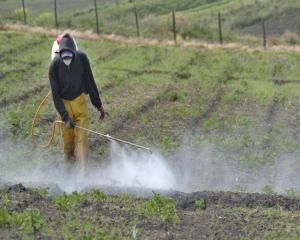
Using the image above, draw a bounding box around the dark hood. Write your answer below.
[59,34,76,56]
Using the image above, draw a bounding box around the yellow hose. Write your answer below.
[31,91,62,148]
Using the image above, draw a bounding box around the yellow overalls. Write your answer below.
[60,93,88,175]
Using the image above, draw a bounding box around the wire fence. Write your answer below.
[1,0,300,47]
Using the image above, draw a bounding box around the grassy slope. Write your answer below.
[1,30,300,164]
[1,26,300,239]
[2,0,300,43]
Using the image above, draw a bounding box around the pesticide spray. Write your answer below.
[1,78,299,195]
[0,130,300,195]
[0,136,175,193]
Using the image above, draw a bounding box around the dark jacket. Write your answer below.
[48,34,102,122]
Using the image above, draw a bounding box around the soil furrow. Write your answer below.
[262,96,279,151]
[172,190,300,211]
[0,61,41,80]
[99,67,182,76]
[0,84,48,108]
[89,86,173,151]
[0,39,44,62]
[95,48,123,63]
[189,86,224,134]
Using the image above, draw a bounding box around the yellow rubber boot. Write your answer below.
[60,93,88,176]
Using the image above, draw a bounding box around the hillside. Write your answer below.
[1,0,300,43]
[0,26,300,238]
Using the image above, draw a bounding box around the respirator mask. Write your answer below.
[63,58,72,66]
[61,50,73,67]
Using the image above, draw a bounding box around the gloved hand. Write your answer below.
[98,106,109,120]
[65,119,75,129]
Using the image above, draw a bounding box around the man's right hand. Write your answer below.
[65,119,75,129]
[98,106,109,120]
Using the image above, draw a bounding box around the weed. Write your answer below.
[137,192,180,223]
[53,191,84,210]
[285,188,297,199]
[195,198,206,210]
[0,207,10,226]
[0,193,10,206]
[90,189,107,203]
[168,91,180,102]
[0,207,44,233]
[161,136,178,152]
[29,188,49,198]
[261,185,276,196]
[235,185,247,193]
[282,31,299,45]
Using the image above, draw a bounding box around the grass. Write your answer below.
[1,30,300,170]
[2,0,300,45]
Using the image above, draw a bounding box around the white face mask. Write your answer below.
[63,58,72,66]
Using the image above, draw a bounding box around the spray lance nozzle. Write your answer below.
[74,124,152,154]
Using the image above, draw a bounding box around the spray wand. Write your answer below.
[31,91,152,153]
[60,121,152,153]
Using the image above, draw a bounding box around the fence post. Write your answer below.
[261,19,267,49]
[94,0,100,34]
[54,0,58,28]
[134,6,140,37]
[172,10,177,43]
[21,0,27,24]
[218,12,223,44]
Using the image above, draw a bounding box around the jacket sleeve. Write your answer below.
[81,52,102,109]
[48,60,70,122]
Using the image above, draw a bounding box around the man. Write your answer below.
[48,33,108,175]
[51,33,78,60]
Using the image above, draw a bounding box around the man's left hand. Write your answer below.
[98,106,109,120]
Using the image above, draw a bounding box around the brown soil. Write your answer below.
[1,184,300,239]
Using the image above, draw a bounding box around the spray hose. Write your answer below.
[31,92,152,153]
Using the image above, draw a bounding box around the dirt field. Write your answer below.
[1,184,300,239]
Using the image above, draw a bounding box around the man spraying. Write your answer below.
[48,33,108,176]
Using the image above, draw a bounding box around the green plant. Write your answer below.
[0,208,44,232]
[137,192,180,223]
[35,12,54,27]
[195,198,206,210]
[29,188,49,198]
[0,193,10,206]
[0,207,10,226]
[53,191,85,210]
[261,185,276,196]
[90,189,107,203]
[285,188,297,199]
[168,91,180,101]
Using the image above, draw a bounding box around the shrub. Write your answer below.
[35,12,54,27]
[8,8,30,22]
[282,31,299,45]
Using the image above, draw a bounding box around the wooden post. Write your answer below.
[21,0,26,24]
[134,6,140,37]
[172,10,177,43]
[54,0,58,28]
[261,19,266,49]
[94,0,99,34]
[218,12,223,44]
